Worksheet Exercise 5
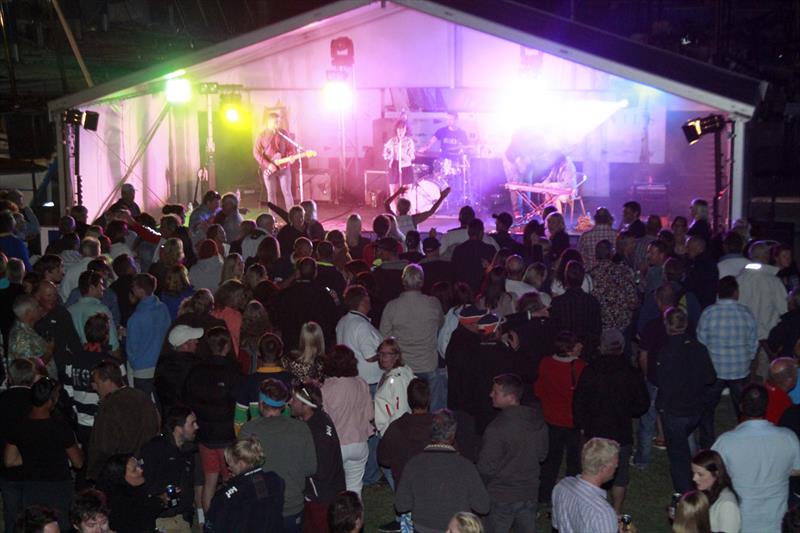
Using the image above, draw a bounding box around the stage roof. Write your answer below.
[49,0,766,119]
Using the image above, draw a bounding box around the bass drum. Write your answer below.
[401,179,442,214]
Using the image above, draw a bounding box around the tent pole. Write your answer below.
[50,0,94,88]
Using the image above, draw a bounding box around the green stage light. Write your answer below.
[166,78,192,103]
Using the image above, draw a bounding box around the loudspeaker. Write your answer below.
[2,111,54,159]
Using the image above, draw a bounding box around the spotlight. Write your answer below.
[324,80,352,111]
[682,114,725,145]
[63,109,99,131]
[165,78,192,104]
[220,92,244,125]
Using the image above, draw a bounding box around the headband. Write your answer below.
[294,391,318,409]
[259,393,286,408]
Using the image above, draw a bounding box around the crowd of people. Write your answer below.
[0,184,798,533]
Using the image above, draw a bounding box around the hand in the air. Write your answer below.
[398,186,409,194]
[441,187,452,197]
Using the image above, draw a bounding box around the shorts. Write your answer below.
[198,444,231,481]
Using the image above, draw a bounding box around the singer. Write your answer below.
[382,119,415,186]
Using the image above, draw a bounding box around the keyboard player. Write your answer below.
[539,154,577,213]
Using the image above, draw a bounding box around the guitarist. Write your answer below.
[254,112,296,213]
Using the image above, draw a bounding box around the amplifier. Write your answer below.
[303,171,333,203]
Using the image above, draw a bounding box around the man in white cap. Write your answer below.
[154,325,205,413]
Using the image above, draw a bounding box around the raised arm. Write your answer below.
[383,186,407,216]
[412,187,451,225]
[266,202,290,223]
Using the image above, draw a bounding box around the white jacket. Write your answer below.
[737,263,788,339]
[189,256,224,292]
[374,365,415,435]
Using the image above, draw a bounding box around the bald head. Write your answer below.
[505,255,525,280]
[769,357,798,392]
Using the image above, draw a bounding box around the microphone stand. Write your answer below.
[276,130,306,202]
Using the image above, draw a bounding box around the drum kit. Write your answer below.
[402,151,473,214]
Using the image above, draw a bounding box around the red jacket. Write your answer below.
[534,355,587,428]
[766,382,792,424]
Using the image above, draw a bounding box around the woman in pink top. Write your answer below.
[533,330,587,506]
[321,345,374,497]
[212,279,247,370]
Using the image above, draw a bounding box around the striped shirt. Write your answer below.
[63,349,125,427]
[552,476,617,533]
[697,299,758,380]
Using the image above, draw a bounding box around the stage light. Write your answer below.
[682,114,725,145]
[224,107,240,123]
[63,109,99,131]
[166,78,192,103]
[324,80,352,111]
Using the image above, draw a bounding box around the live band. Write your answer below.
[254,110,580,224]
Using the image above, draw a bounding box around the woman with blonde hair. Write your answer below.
[345,214,371,260]
[673,490,712,533]
[205,436,284,532]
[373,337,415,436]
[220,252,244,284]
[446,512,483,533]
[161,264,195,320]
[148,237,183,294]
[283,321,326,382]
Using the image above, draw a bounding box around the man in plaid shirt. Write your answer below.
[697,275,758,444]
[577,207,617,271]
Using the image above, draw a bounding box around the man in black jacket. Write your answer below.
[768,288,800,358]
[549,261,602,355]
[656,307,717,493]
[154,325,204,415]
[275,257,339,351]
[181,327,241,511]
[140,405,198,531]
[288,382,345,531]
[0,359,34,532]
[32,280,82,374]
[478,374,548,533]
[451,219,497,293]
[573,329,649,513]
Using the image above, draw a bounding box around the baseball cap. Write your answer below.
[476,312,504,333]
[422,237,441,252]
[492,212,514,228]
[169,325,204,348]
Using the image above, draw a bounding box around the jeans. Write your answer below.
[0,478,24,533]
[661,411,703,493]
[538,425,582,504]
[265,167,294,210]
[364,383,382,486]
[418,368,448,412]
[633,382,658,466]
[341,442,369,497]
[698,377,748,448]
[487,500,537,533]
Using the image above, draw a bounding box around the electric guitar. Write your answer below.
[262,150,317,175]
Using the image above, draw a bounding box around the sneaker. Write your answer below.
[653,437,667,450]
[377,520,402,533]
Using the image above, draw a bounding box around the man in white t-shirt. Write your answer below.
[336,285,383,389]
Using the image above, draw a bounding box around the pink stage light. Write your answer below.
[324,80,352,111]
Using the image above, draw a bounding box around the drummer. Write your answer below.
[423,111,469,166]
[383,119,416,186]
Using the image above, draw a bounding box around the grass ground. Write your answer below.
[362,397,739,533]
